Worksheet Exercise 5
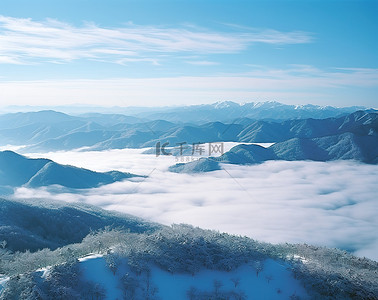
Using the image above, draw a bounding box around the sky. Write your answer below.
[0,0,377,108]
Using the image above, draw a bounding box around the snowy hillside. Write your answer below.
[79,255,308,299]
[1,222,377,299]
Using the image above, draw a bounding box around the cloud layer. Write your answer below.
[13,149,378,261]
[0,16,312,65]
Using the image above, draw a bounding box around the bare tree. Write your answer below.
[186,286,198,300]
[93,284,106,300]
[251,261,264,277]
[231,277,240,288]
[0,240,7,249]
[213,280,223,295]
[265,275,273,284]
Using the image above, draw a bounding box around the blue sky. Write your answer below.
[0,0,377,108]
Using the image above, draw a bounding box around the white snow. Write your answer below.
[151,259,308,299]
[79,255,123,300]
[222,142,275,151]
[291,255,309,264]
[78,255,308,300]
[214,101,240,109]
[78,253,104,262]
[0,276,10,296]
[35,266,52,279]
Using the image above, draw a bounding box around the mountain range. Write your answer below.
[169,132,378,173]
[3,101,366,123]
[1,107,376,176]
[0,105,376,153]
[126,101,368,123]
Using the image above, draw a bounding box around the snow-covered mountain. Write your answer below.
[0,198,159,252]
[128,101,367,123]
[0,109,375,153]
[0,199,377,299]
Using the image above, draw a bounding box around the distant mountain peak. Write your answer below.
[213,101,240,109]
[250,101,282,108]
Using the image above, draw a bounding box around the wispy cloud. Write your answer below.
[116,58,160,66]
[0,16,313,65]
[186,60,220,66]
[242,65,378,87]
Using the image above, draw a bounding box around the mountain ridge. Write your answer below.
[0,150,140,190]
[169,132,378,173]
[13,110,377,152]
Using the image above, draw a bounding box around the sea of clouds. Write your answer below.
[13,148,378,261]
